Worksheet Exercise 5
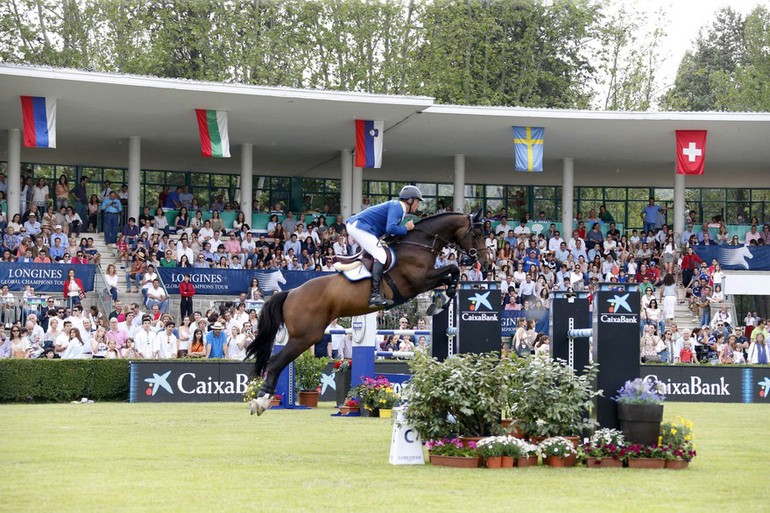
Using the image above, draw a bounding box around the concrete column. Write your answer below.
[240,143,253,217]
[561,157,574,236]
[7,129,20,219]
[673,172,685,240]
[128,136,141,221]
[352,166,363,213]
[340,149,353,220]
[453,154,465,212]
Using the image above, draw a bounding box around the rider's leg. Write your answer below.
[345,221,392,308]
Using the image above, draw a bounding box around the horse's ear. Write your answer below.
[472,209,483,224]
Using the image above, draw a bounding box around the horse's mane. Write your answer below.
[390,212,468,244]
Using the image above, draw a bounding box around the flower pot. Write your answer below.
[515,456,538,467]
[666,459,690,470]
[485,456,503,469]
[298,390,320,408]
[627,457,666,469]
[334,369,351,406]
[339,406,359,416]
[502,419,525,438]
[429,455,481,468]
[379,408,392,418]
[501,456,514,468]
[459,436,485,448]
[617,403,664,446]
[544,455,576,468]
[586,457,623,468]
[360,407,379,418]
[269,397,281,407]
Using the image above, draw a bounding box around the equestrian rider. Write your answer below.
[346,185,423,308]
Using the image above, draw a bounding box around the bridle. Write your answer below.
[398,213,483,263]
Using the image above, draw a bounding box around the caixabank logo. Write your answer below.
[141,369,250,397]
[758,377,770,399]
[599,293,638,324]
[461,291,498,322]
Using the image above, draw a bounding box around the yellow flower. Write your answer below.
[685,435,691,441]
[658,436,662,445]
[670,428,677,435]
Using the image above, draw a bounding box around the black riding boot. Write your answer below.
[369,261,393,309]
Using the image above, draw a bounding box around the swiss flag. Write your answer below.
[676,130,708,175]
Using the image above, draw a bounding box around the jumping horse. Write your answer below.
[245,210,487,415]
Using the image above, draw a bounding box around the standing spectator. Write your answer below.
[54,175,69,210]
[205,322,228,358]
[641,198,667,235]
[101,191,122,244]
[63,268,86,306]
[179,274,195,320]
[32,178,50,210]
[748,332,769,365]
[87,195,100,232]
[70,177,88,229]
[133,316,156,359]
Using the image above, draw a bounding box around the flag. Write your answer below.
[195,109,230,158]
[355,120,383,168]
[20,96,56,148]
[513,126,544,172]
[675,130,707,175]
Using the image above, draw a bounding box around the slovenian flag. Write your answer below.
[20,96,56,148]
[195,109,230,158]
[355,120,383,168]
[513,126,544,172]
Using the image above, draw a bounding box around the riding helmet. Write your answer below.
[399,185,424,201]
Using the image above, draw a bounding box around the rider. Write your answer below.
[346,185,423,308]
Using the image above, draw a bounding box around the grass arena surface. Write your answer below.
[1,401,768,513]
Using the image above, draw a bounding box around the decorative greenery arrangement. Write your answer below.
[349,376,398,411]
[333,358,352,373]
[425,438,478,457]
[476,436,508,458]
[343,398,359,409]
[613,377,666,404]
[622,444,669,460]
[511,357,600,437]
[294,351,329,392]
[584,428,626,460]
[539,437,577,458]
[243,377,263,402]
[405,352,513,439]
[660,417,697,462]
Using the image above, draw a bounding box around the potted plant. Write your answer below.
[584,428,626,468]
[613,377,666,446]
[333,358,352,406]
[514,439,540,467]
[243,377,263,404]
[498,436,521,468]
[294,350,329,407]
[425,438,480,468]
[405,352,509,440]
[476,436,508,469]
[623,444,668,469]
[350,376,397,417]
[339,398,360,416]
[511,357,600,440]
[660,416,697,469]
[539,436,577,467]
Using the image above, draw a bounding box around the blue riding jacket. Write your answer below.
[347,200,407,238]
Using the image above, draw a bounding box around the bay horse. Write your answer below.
[245,210,487,415]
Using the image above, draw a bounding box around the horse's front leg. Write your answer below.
[250,338,308,416]
[425,266,460,316]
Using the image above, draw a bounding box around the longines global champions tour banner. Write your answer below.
[0,263,95,292]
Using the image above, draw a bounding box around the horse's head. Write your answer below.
[456,209,487,265]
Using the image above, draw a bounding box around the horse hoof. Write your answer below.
[427,304,444,316]
[250,395,273,416]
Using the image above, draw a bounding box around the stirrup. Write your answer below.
[369,294,392,308]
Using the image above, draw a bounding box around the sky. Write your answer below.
[632,0,762,86]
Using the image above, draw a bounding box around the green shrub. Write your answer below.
[0,360,130,403]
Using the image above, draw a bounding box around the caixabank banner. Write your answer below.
[130,361,253,402]
[641,365,770,404]
[457,288,501,354]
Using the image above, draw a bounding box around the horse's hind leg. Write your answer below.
[250,338,313,416]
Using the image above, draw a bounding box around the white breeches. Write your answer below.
[346,221,388,264]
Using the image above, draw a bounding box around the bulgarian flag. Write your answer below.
[195,109,230,158]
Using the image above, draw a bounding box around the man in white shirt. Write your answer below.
[327,318,343,359]
[65,305,86,333]
[145,279,169,313]
[154,321,178,358]
[548,231,564,252]
[54,320,73,356]
[176,239,194,263]
[513,219,530,236]
[133,316,157,359]
[495,216,512,235]
[241,232,257,266]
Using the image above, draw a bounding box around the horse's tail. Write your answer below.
[246,291,289,377]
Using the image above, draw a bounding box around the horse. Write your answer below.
[245,209,487,415]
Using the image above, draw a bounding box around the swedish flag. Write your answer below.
[513,126,544,172]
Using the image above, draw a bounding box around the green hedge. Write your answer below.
[0,359,130,403]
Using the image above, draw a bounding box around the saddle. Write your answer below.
[333,247,395,274]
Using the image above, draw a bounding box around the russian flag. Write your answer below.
[20,96,57,148]
[355,120,383,168]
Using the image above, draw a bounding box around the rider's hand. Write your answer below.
[405,220,415,231]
